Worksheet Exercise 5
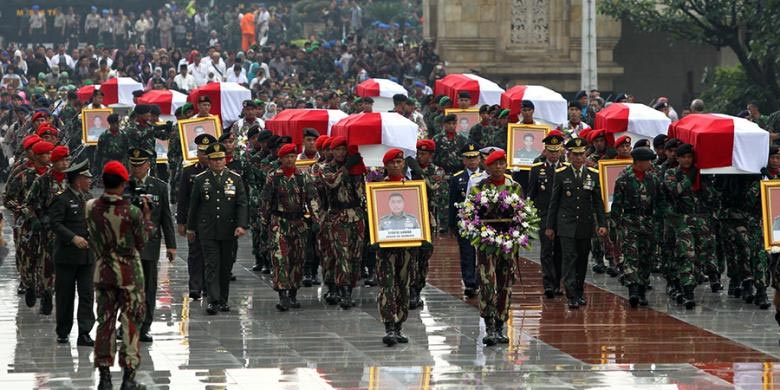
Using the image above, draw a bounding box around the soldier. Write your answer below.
[306,135,331,288]
[187,142,248,315]
[167,107,185,203]
[298,128,320,161]
[24,145,71,314]
[149,105,174,181]
[449,142,482,298]
[192,95,214,119]
[375,149,421,346]
[556,101,591,140]
[432,114,466,231]
[468,105,491,144]
[89,161,151,390]
[528,131,566,298]
[764,148,780,319]
[662,143,718,309]
[127,148,176,342]
[124,104,170,176]
[230,100,265,138]
[611,147,659,308]
[58,91,83,151]
[545,137,607,309]
[177,134,216,300]
[482,109,509,152]
[471,149,522,346]
[95,114,129,172]
[49,159,95,346]
[247,128,273,273]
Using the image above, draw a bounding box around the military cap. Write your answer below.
[634,139,652,148]
[653,101,668,110]
[676,143,694,156]
[479,104,490,113]
[361,96,374,104]
[416,139,436,152]
[771,146,780,156]
[665,138,681,149]
[615,135,631,146]
[330,136,348,148]
[460,142,481,157]
[278,135,293,144]
[247,125,261,139]
[303,128,320,138]
[521,100,535,109]
[194,134,218,151]
[64,159,92,178]
[218,132,233,142]
[149,104,161,116]
[382,148,404,164]
[182,102,194,113]
[22,135,41,149]
[631,146,656,161]
[128,148,153,165]
[458,91,471,99]
[442,114,457,123]
[197,95,211,104]
[479,146,504,156]
[439,96,452,106]
[257,129,273,142]
[497,109,510,119]
[574,90,588,100]
[243,99,258,108]
[542,132,565,151]
[653,134,668,147]
[484,150,506,166]
[587,129,606,142]
[568,100,581,110]
[205,142,227,159]
[277,143,297,157]
[134,104,151,115]
[315,135,329,150]
[103,160,128,181]
[565,137,588,153]
[392,94,408,104]
[31,111,49,122]
[50,146,70,162]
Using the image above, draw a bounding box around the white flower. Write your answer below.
[512,230,520,238]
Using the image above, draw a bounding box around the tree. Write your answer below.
[600,1,780,108]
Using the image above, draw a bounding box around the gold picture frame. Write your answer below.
[444,108,480,136]
[81,108,113,146]
[760,180,780,250]
[598,159,632,213]
[507,124,549,170]
[365,180,431,248]
[178,116,222,162]
[295,159,317,167]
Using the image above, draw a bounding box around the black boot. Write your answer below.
[775,311,780,327]
[482,317,497,346]
[673,281,685,304]
[40,291,53,315]
[628,284,640,308]
[592,263,607,274]
[382,322,397,346]
[311,273,321,286]
[120,368,144,390]
[25,287,36,308]
[683,286,696,310]
[495,320,509,344]
[409,289,420,309]
[742,280,755,303]
[727,278,736,296]
[339,286,353,309]
[709,273,723,292]
[289,289,301,309]
[302,274,313,288]
[324,283,339,305]
[97,366,112,390]
[638,285,649,306]
[17,282,25,295]
[395,322,408,343]
[364,272,377,287]
[754,287,770,309]
[276,290,290,312]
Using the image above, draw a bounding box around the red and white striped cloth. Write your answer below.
[434,74,504,107]
[595,103,670,141]
[330,112,418,166]
[187,82,252,126]
[136,90,188,116]
[500,85,567,124]
[668,113,769,173]
[265,109,348,145]
[355,78,408,98]
[99,77,143,105]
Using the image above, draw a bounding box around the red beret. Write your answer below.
[322,138,333,150]
[578,128,592,139]
[22,134,41,150]
[36,124,59,137]
[615,135,631,146]
[315,135,329,150]
[50,146,70,162]
[382,148,404,165]
[103,160,129,181]
[416,139,436,152]
[32,141,55,155]
[587,129,605,142]
[330,136,348,148]
[484,150,506,166]
[547,129,565,138]
[31,111,48,122]
[277,143,298,157]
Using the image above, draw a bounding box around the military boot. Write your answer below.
[482,317,497,346]
[683,286,696,310]
[775,311,780,327]
[301,274,313,288]
[97,366,112,390]
[754,287,770,309]
[311,273,321,286]
[395,322,408,343]
[40,291,53,315]
[742,280,755,304]
[592,263,607,274]
[288,289,301,309]
[494,320,509,344]
[709,272,723,293]
[673,281,685,305]
[382,322,397,346]
[364,272,377,287]
[628,284,640,308]
[409,289,420,309]
[324,283,339,305]
[339,286,353,309]
[638,285,649,306]
[276,290,290,312]
[120,368,144,389]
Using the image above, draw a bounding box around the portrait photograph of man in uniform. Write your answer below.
[376,190,422,241]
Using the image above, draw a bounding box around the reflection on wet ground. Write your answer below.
[0,215,777,388]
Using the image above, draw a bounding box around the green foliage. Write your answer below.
[363,1,404,24]
[699,65,772,114]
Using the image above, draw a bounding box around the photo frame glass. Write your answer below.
[445,108,480,136]
[155,139,169,163]
[366,180,431,248]
[81,108,113,145]
[507,124,549,170]
[761,180,780,249]
[178,117,222,161]
[598,159,632,213]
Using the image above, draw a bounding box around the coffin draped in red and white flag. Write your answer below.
[99,77,143,106]
[595,103,670,142]
[265,109,348,146]
[330,112,418,167]
[136,89,188,116]
[434,74,504,107]
[500,85,567,125]
[668,113,769,173]
[187,82,252,126]
[355,78,408,98]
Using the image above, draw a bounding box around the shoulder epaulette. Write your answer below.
[504,173,512,179]
[531,162,543,167]
[587,167,599,173]
[193,170,208,178]
[454,170,464,176]
[470,171,483,177]
[555,166,568,173]
[563,162,571,166]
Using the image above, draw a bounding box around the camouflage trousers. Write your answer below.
[376,247,416,323]
[318,219,335,285]
[35,230,56,296]
[672,214,718,288]
[303,220,320,277]
[432,182,449,232]
[327,209,367,288]
[721,218,754,286]
[93,259,146,369]
[618,221,654,287]
[168,160,182,201]
[12,216,23,286]
[477,252,515,322]
[748,217,769,288]
[660,220,677,282]
[18,225,45,293]
[410,241,433,294]
[252,214,271,268]
[269,215,307,290]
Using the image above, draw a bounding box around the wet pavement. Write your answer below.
[0,218,779,388]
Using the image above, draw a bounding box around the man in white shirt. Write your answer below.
[256,6,270,46]
[173,64,197,92]
[50,47,75,71]
[188,51,210,87]
[225,64,248,85]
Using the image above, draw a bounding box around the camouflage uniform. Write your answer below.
[4,160,33,288]
[431,133,466,230]
[585,150,614,272]
[310,158,333,285]
[58,105,82,150]
[124,120,169,175]
[5,166,48,292]
[245,149,270,269]
[479,125,508,152]
[166,128,183,202]
[95,129,130,172]
[408,162,444,304]
[87,193,151,370]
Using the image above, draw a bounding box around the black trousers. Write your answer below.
[201,239,236,305]
[457,236,477,289]
[540,232,563,292]
[187,233,205,295]
[141,260,157,333]
[560,236,591,299]
[54,263,95,338]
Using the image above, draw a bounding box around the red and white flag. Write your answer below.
[330,112,418,166]
[501,85,567,124]
[136,89,188,116]
[434,74,504,107]
[595,103,670,142]
[99,77,143,106]
[265,109,348,145]
[355,78,408,98]
[188,82,252,126]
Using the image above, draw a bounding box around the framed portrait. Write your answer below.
[445,108,480,136]
[81,108,113,145]
[109,104,133,117]
[761,180,780,250]
[295,159,317,167]
[155,139,169,164]
[178,117,222,161]
[507,124,548,170]
[598,159,632,213]
[365,180,431,248]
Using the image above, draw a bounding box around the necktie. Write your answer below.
[575,168,581,180]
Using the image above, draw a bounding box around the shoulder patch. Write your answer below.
[454,170,464,176]
[587,167,599,173]
[563,162,571,166]
[193,170,208,178]
[555,166,568,173]
[531,162,543,167]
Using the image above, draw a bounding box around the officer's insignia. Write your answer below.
[469,144,474,151]
[200,138,211,146]
[540,185,545,191]
[133,149,141,158]
[551,138,559,144]
[214,144,222,152]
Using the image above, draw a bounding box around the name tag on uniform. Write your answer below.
[583,175,594,191]
[225,184,236,196]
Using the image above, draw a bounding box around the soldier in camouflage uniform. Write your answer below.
[763,148,780,321]
[252,136,287,275]
[24,145,71,315]
[467,105,491,144]
[585,130,619,276]
[95,114,129,173]
[260,143,320,311]
[322,136,368,308]
[662,144,718,309]
[312,137,337,290]
[479,109,509,152]
[246,129,273,272]
[610,148,659,308]
[123,104,170,176]
[656,138,683,299]
[57,91,82,151]
[167,104,196,203]
[300,131,324,287]
[432,114,467,231]
[229,100,265,139]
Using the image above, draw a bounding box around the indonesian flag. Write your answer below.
[136,89,188,116]
[330,112,418,166]
[188,82,252,127]
[99,77,143,105]
[500,85,567,124]
[668,113,769,173]
[265,109,348,145]
[434,74,504,107]
[76,85,99,104]
[595,103,670,141]
[355,78,408,98]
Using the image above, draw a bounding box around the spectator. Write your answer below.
[241,8,256,52]
[158,12,174,49]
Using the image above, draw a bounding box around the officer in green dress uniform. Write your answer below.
[449,142,482,298]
